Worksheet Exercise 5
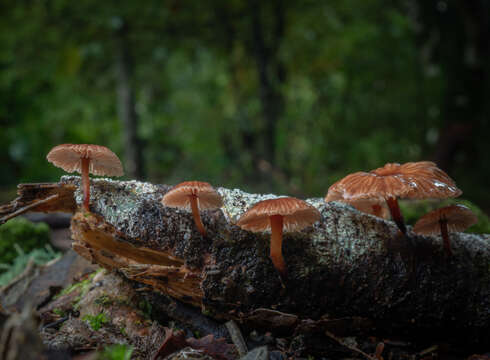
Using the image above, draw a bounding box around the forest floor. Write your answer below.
[0,222,489,360]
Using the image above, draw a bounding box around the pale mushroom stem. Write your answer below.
[189,195,206,236]
[385,197,407,234]
[81,157,90,211]
[270,215,287,277]
[439,217,453,256]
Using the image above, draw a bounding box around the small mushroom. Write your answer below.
[325,162,462,235]
[161,181,223,237]
[413,204,477,256]
[236,197,321,277]
[46,144,124,211]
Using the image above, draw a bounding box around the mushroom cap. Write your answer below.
[236,197,321,233]
[413,204,478,235]
[47,144,124,177]
[161,181,223,210]
[326,161,462,201]
[348,199,390,219]
[325,188,390,219]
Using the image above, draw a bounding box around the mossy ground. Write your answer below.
[0,217,51,266]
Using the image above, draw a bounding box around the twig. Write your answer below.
[418,345,438,356]
[0,194,59,225]
[42,316,69,329]
[225,320,248,357]
[325,330,376,360]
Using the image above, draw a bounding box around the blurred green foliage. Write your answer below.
[97,344,133,360]
[0,218,51,266]
[0,244,59,286]
[0,1,489,212]
[83,312,109,331]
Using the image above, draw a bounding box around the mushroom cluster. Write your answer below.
[45,144,477,272]
[325,161,477,255]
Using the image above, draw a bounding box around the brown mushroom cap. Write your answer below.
[161,181,223,210]
[325,189,389,218]
[47,144,124,177]
[237,197,321,232]
[348,199,390,219]
[326,161,462,201]
[413,204,478,235]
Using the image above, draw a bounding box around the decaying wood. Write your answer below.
[0,183,76,224]
[1,176,489,346]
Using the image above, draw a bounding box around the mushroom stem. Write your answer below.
[439,217,452,256]
[385,197,406,234]
[372,204,382,218]
[189,194,206,236]
[270,215,287,277]
[81,157,90,211]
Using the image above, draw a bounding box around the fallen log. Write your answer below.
[1,176,489,346]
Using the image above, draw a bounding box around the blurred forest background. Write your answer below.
[1,0,489,212]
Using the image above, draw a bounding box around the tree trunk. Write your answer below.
[115,20,144,179]
[249,0,286,167]
[1,177,489,346]
[414,1,490,173]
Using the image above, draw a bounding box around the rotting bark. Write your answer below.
[0,176,489,346]
[0,183,76,224]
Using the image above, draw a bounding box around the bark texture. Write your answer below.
[115,20,144,180]
[1,176,489,345]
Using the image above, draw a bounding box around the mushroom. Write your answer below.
[325,189,390,219]
[47,144,124,211]
[236,197,321,277]
[161,181,223,237]
[413,204,477,256]
[325,162,462,234]
[348,199,390,219]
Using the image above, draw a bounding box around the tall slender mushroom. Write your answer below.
[325,162,462,234]
[47,144,124,211]
[236,197,321,277]
[413,204,477,256]
[161,181,223,237]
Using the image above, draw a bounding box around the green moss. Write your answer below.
[0,218,50,267]
[119,326,127,336]
[83,312,109,331]
[56,277,91,298]
[400,198,490,234]
[55,269,102,310]
[95,295,114,307]
[53,308,66,317]
[0,245,59,286]
[97,344,133,360]
[137,299,152,319]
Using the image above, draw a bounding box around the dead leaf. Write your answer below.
[153,327,187,360]
[187,334,238,360]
